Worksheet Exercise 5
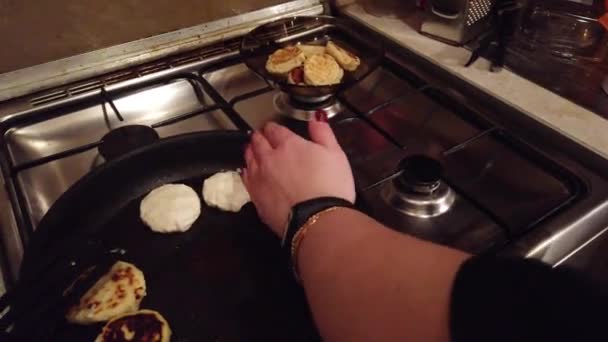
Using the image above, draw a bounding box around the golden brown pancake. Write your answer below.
[325,41,360,71]
[265,46,305,74]
[303,54,344,86]
[95,310,171,342]
[66,261,146,325]
[296,43,326,58]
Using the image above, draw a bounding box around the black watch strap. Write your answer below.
[281,196,353,266]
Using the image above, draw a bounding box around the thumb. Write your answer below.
[308,113,340,149]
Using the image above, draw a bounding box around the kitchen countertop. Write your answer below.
[340,1,608,160]
[0,0,286,74]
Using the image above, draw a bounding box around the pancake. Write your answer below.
[303,54,344,86]
[66,261,146,325]
[265,46,305,74]
[202,171,251,212]
[95,309,171,342]
[296,43,326,58]
[325,41,360,71]
[140,184,201,233]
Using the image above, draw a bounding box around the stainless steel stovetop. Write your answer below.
[1,13,608,287]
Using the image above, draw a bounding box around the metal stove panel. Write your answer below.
[5,79,217,166]
[361,92,482,151]
[17,150,99,228]
[111,79,214,125]
[204,63,269,102]
[443,131,576,237]
[234,90,297,129]
[342,66,423,113]
[5,104,107,166]
[332,117,408,190]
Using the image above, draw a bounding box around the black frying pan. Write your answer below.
[240,16,384,99]
[14,131,320,341]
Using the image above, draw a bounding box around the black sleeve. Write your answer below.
[450,256,608,342]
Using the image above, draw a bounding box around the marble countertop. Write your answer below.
[341,2,608,160]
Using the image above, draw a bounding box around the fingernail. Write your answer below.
[314,110,328,123]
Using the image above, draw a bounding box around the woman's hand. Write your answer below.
[242,118,355,237]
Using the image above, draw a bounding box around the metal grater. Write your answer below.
[421,0,497,45]
[466,0,494,26]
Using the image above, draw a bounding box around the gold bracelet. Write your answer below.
[290,206,342,283]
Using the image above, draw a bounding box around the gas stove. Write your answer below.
[1,6,608,288]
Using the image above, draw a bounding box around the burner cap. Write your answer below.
[99,125,159,161]
[396,155,443,194]
[382,155,455,218]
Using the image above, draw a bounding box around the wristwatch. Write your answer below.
[281,196,354,273]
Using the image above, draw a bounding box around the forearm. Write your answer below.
[298,208,470,342]
[244,121,608,341]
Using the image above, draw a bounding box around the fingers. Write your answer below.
[244,144,257,173]
[263,122,296,148]
[250,131,272,161]
[240,167,250,189]
[308,116,340,150]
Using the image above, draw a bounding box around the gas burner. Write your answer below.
[274,93,342,121]
[291,93,334,104]
[382,155,455,218]
[98,125,159,161]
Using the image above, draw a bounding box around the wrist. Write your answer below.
[281,197,354,282]
[290,206,345,282]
